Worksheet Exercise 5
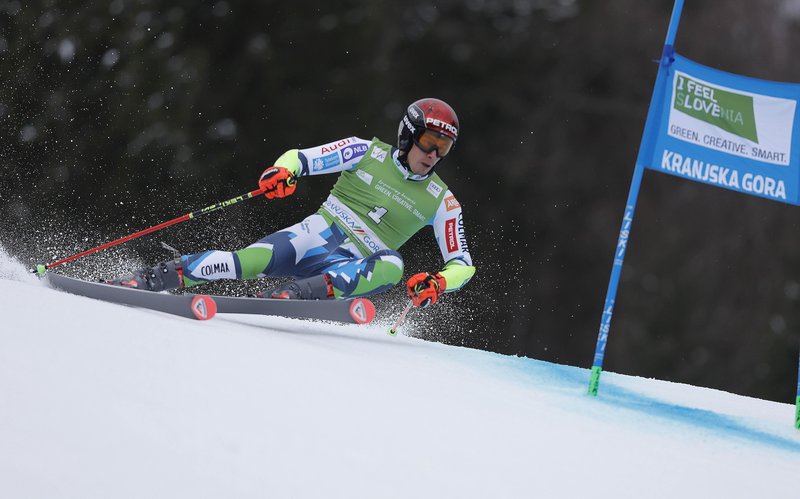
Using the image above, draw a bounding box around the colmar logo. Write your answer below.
[200,262,230,276]
[445,218,458,253]
[457,212,469,254]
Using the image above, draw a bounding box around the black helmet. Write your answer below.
[397,98,459,157]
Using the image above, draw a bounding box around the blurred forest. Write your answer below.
[2,0,800,402]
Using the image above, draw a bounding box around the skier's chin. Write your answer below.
[410,161,435,176]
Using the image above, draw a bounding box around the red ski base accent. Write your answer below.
[348,298,376,324]
[191,295,217,320]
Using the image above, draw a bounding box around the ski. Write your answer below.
[44,273,217,321]
[210,294,376,325]
[44,273,374,324]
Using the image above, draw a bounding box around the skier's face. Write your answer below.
[407,143,441,176]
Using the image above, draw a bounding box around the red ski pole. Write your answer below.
[33,187,266,276]
[388,300,413,336]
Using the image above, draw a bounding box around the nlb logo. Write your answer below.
[342,143,368,161]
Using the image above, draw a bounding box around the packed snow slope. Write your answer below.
[1,254,798,498]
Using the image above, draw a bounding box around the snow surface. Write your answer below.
[0,249,798,499]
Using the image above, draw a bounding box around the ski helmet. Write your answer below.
[397,98,459,157]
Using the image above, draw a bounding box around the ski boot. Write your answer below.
[264,274,334,300]
[105,258,184,292]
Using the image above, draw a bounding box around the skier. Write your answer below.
[108,98,475,309]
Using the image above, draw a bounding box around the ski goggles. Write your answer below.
[414,129,455,157]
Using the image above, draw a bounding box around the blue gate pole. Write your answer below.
[588,0,685,396]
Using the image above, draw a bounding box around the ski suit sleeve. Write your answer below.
[272,149,303,177]
[430,190,476,293]
[272,137,373,178]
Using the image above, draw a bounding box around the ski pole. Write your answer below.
[388,300,413,336]
[32,187,266,276]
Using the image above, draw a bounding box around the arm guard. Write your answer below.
[438,259,476,292]
[273,149,302,177]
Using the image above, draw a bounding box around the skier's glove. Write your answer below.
[259,166,297,199]
[406,272,446,308]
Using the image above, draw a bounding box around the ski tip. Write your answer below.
[349,298,375,325]
[190,295,217,320]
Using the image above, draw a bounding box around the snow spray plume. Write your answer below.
[0,200,145,282]
[31,187,267,276]
[0,244,39,283]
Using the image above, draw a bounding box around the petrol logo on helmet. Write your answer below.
[426,118,458,137]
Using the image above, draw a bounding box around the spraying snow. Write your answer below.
[0,246,38,283]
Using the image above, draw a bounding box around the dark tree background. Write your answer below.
[2,0,800,402]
